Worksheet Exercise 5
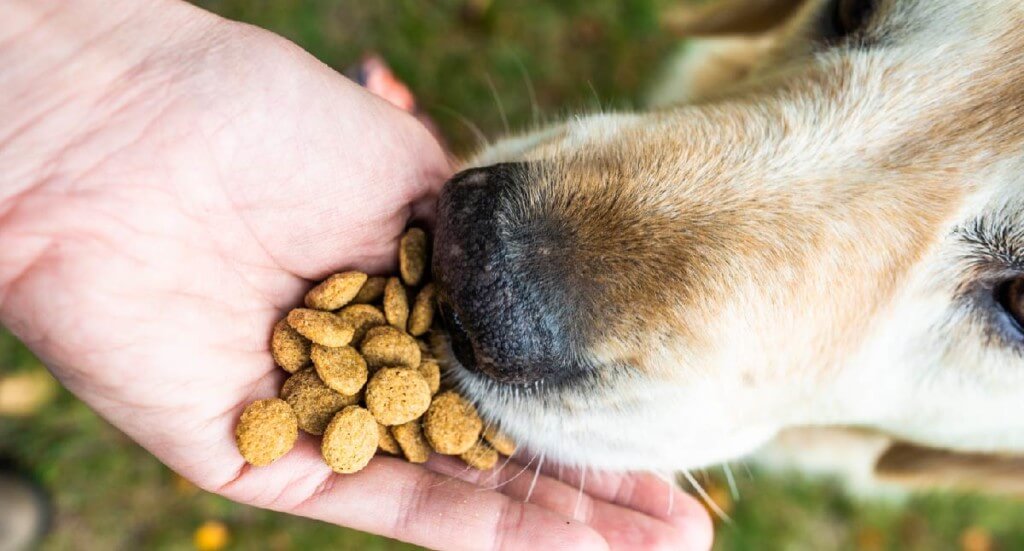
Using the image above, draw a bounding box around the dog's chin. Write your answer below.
[432,334,779,471]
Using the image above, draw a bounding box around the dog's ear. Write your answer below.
[664,0,807,36]
[875,443,1024,497]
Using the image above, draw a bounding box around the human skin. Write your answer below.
[0,1,713,549]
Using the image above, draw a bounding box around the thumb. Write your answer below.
[203,24,453,279]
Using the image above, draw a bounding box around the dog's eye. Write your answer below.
[997,278,1024,334]
[828,0,877,38]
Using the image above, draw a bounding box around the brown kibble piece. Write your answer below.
[423,391,484,455]
[392,421,431,463]
[279,368,302,399]
[235,399,298,467]
[321,406,379,474]
[399,228,428,287]
[377,422,401,454]
[407,283,436,337]
[366,368,432,425]
[460,441,499,470]
[287,309,354,347]
[271,319,310,373]
[360,326,421,369]
[304,272,368,310]
[483,426,517,456]
[336,304,386,344]
[352,276,387,304]
[311,345,367,396]
[282,368,359,435]
[362,325,394,345]
[383,277,409,330]
[417,360,441,395]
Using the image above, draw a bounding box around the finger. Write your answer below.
[542,466,711,526]
[525,462,714,550]
[428,456,713,551]
[215,442,609,551]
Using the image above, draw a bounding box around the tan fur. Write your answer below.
[663,0,806,36]
[441,0,1024,487]
[876,443,1024,497]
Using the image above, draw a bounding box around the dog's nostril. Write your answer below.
[439,303,478,371]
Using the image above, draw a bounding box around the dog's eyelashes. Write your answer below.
[996,278,1024,336]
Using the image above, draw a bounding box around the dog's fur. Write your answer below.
[438,0,1024,495]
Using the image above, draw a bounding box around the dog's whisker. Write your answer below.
[723,463,740,501]
[483,452,515,485]
[648,470,678,516]
[586,79,603,114]
[683,470,732,523]
[483,73,510,136]
[429,463,475,489]
[428,103,489,148]
[482,451,537,491]
[511,53,540,127]
[524,451,545,503]
[573,466,587,521]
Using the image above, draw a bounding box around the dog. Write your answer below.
[430,0,1024,497]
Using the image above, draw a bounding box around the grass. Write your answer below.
[2,1,1023,549]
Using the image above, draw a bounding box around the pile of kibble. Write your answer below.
[234,228,515,474]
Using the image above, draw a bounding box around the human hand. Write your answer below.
[0,1,713,549]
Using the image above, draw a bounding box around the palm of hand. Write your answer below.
[0,23,711,551]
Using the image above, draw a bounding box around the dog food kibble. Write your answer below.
[352,276,387,304]
[366,367,432,425]
[287,308,354,347]
[360,325,421,369]
[483,426,517,456]
[408,283,436,337]
[362,325,393,346]
[392,421,431,463]
[383,277,410,330]
[305,271,368,310]
[235,399,298,466]
[377,422,401,454]
[236,227,516,473]
[271,319,311,373]
[283,368,360,435]
[460,441,499,470]
[321,406,379,474]
[311,345,367,396]
[336,304,386,343]
[423,391,484,455]
[417,360,441,395]
[399,227,428,286]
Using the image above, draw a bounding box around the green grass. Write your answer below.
[3,1,1023,549]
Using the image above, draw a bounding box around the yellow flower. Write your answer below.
[0,370,57,417]
[960,527,993,551]
[193,520,230,551]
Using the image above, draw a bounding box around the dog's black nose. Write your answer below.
[433,163,579,385]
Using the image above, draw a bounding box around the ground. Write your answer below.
[2,1,1023,549]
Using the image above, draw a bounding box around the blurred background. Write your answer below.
[2,0,1023,549]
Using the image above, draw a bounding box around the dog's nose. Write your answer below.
[433,163,575,385]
